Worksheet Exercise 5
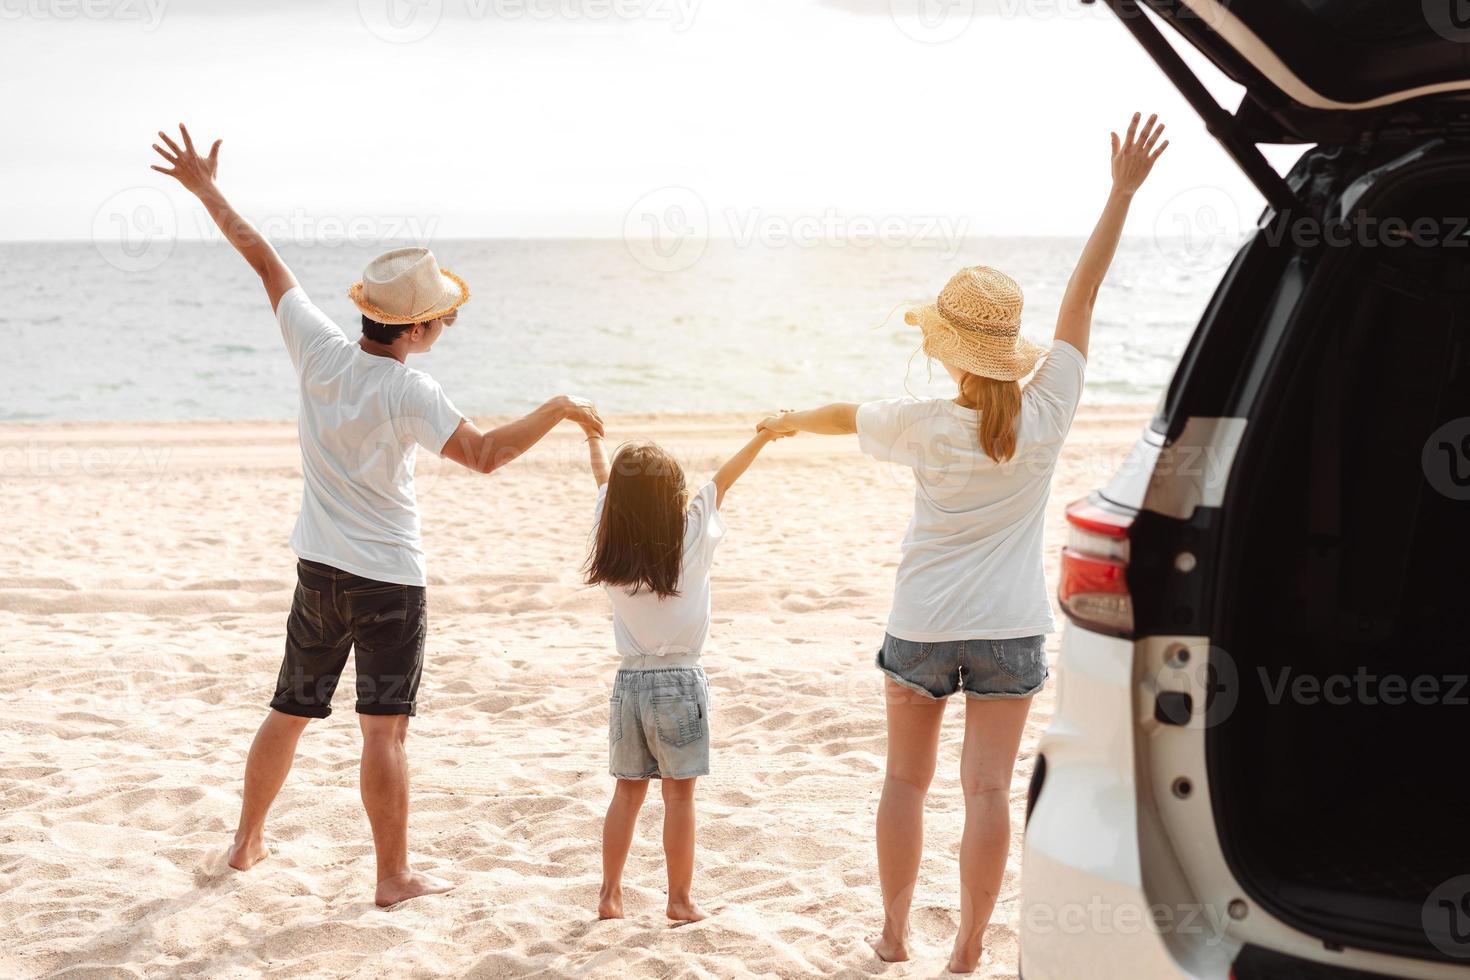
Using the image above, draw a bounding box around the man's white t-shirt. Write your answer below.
[856,340,1087,641]
[592,480,725,660]
[277,287,465,587]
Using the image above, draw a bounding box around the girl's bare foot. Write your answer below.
[227,835,269,871]
[867,932,910,963]
[948,940,987,974]
[667,898,709,922]
[598,884,625,919]
[374,871,454,908]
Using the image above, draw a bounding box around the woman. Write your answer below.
[758,113,1168,972]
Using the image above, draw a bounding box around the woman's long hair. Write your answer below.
[585,442,688,599]
[958,372,1022,463]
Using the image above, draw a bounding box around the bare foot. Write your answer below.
[375,871,454,908]
[867,933,910,963]
[948,942,987,974]
[666,898,709,923]
[227,836,269,871]
[598,885,625,919]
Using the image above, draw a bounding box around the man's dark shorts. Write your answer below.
[270,559,427,718]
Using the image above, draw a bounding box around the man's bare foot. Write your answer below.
[867,933,910,963]
[374,871,454,908]
[598,884,625,919]
[227,836,269,871]
[666,898,709,922]
[948,940,986,974]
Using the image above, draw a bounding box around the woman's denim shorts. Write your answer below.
[876,633,1048,700]
[609,665,710,780]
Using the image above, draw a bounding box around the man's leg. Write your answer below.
[229,709,311,870]
[360,713,452,907]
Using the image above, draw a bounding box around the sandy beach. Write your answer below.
[0,407,1147,979]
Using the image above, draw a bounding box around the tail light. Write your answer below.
[1059,495,1135,636]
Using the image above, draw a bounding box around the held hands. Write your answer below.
[555,395,605,438]
[756,411,798,439]
[151,123,221,197]
[1110,112,1168,196]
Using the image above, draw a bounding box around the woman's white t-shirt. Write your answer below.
[855,340,1087,641]
[593,480,725,660]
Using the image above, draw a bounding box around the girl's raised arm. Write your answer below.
[587,434,611,487]
[712,430,786,508]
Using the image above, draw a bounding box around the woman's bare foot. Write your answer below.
[374,871,454,908]
[867,932,910,963]
[666,898,709,922]
[227,835,269,871]
[598,884,625,919]
[948,939,987,974]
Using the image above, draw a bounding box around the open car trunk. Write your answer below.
[1208,165,1470,961]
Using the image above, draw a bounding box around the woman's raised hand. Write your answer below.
[1110,112,1168,196]
[757,412,798,438]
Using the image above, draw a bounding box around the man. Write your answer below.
[151,124,604,907]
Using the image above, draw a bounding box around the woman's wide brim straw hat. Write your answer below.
[906,265,1047,382]
[348,247,470,326]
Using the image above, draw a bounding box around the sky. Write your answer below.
[0,0,1304,243]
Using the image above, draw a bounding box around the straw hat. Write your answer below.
[348,247,470,326]
[905,265,1047,382]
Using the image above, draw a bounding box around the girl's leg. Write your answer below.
[871,677,946,963]
[661,776,706,921]
[599,778,649,919]
[949,695,1033,974]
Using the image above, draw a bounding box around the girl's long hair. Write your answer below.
[958,372,1022,463]
[585,442,687,599]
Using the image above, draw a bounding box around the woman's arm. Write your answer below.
[757,403,859,437]
[587,434,611,487]
[151,124,298,312]
[712,430,784,508]
[1054,112,1169,359]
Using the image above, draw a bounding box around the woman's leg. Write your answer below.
[950,695,1033,973]
[599,778,648,919]
[872,677,947,962]
[661,776,706,921]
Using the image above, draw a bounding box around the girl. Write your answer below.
[758,114,1168,972]
[583,428,787,922]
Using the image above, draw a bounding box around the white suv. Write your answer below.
[1020,1,1470,977]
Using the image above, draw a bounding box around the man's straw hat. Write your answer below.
[905,265,1046,382]
[348,247,470,326]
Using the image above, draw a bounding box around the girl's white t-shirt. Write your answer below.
[856,340,1087,641]
[593,480,725,659]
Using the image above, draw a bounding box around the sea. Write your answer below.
[0,238,1222,422]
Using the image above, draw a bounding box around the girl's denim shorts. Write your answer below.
[876,633,1048,700]
[609,665,710,780]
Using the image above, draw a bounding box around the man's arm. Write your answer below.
[712,429,785,508]
[440,395,605,475]
[1053,112,1168,359]
[757,403,859,437]
[151,123,298,311]
[587,435,611,487]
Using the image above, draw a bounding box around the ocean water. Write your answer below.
[1,238,1216,422]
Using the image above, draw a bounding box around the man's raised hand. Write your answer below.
[151,123,221,197]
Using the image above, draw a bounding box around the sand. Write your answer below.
[0,407,1148,979]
